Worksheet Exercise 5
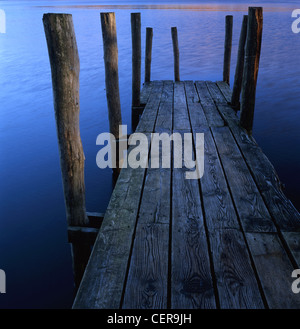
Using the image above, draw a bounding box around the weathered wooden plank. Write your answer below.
[155,82,173,133]
[73,153,149,308]
[122,166,170,309]
[228,124,300,232]
[173,82,190,131]
[207,82,239,125]
[199,131,239,232]
[206,81,228,105]
[122,83,173,309]
[195,81,224,127]
[216,81,232,104]
[73,84,164,308]
[211,126,276,233]
[209,229,264,309]
[135,81,163,133]
[282,232,300,268]
[184,80,199,103]
[184,81,208,129]
[204,82,300,232]
[140,81,153,105]
[185,88,264,308]
[172,131,216,309]
[246,232,300,309]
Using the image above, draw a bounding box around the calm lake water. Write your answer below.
[0,1,299,308]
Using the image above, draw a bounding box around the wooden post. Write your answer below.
[100,12,122,140]
[240,7,263,135]
[223,15,233,85]
[231,15,248,110]
[43,14,90,289]
[43,14,88,227]
[101,12,123,174]
[171,27,180,82]
[145,27,153,83]
[131,13,141,107]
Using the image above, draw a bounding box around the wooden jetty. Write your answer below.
[43,7,300,309]
[73,79,300,309]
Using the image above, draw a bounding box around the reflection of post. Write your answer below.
[223,15,233,85]
[43,14,90,289]
[0,9,6,34]
[231,15,248,110]
[240,7,263,135]
[101,12,123,174]
[171,27,180,82]
[0,269,6,294]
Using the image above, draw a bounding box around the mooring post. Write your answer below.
[240,7,263,135]
[145,27,153,83]
[131,13,142,131]
[131,13,141,107]
[223,15,233,85]
[43,13,90,289]
[171,27,180,82]
[231,15,248,110]
[100,12,123,173]
[43,14,88,227]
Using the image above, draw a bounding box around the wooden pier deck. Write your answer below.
[73,80,300,309]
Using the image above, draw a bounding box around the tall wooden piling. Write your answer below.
[240,7,263,134]
[101,12,122,140]
[223,15,233,85]
[171,27,180,82]
[131,13,141,107]
[145,27,153,83]
[43,13,90,289]
[43,14,88,227]
[101,13,123,174]
[231,15,248,110]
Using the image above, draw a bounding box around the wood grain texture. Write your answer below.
[209,81,300,232]
[195,81,224,127]
[140,81,153,105]
[173,82,190,130]
[184,81,208,130]
[211,126,276,233]
[73,82,163,308]
[122,82,173,309]
[43,14,88,227]
[136,81,163,133]
[209,229,264,309]
[185,84,264,308]
[172,131,216,309]
[216,81,232,104]
[282,232,300,268]
[246,232,300,309]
